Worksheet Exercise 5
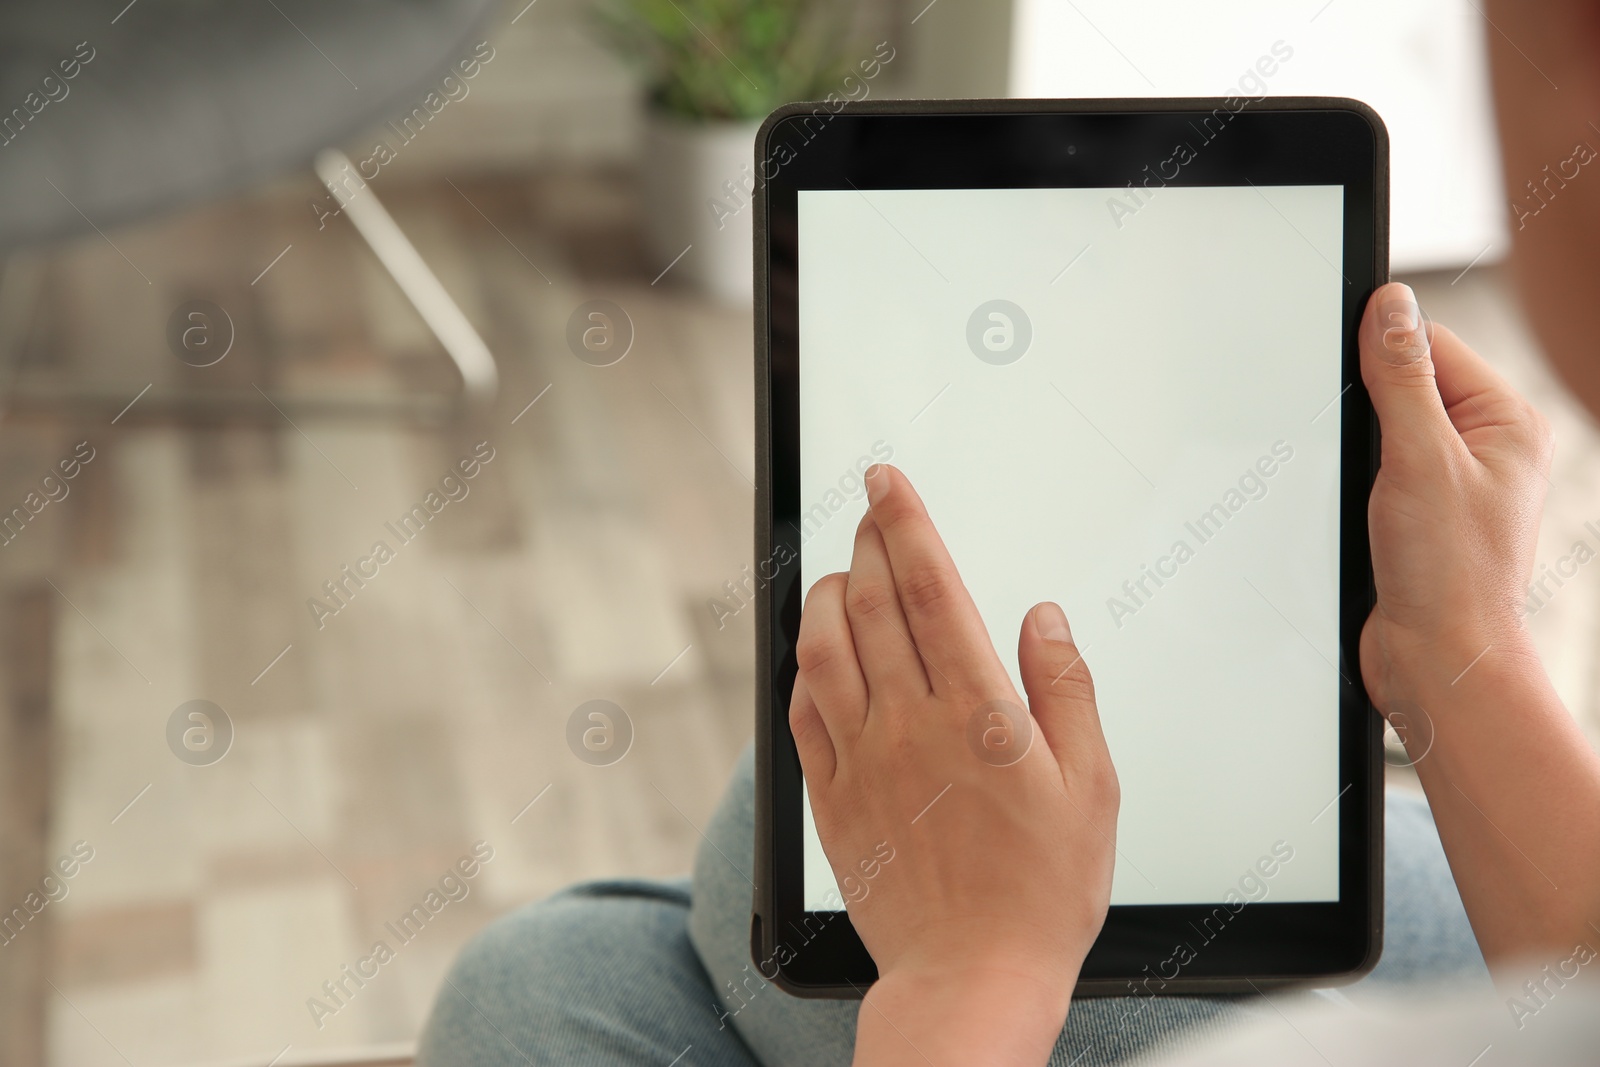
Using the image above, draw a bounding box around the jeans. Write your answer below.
[416,746,1487,1066]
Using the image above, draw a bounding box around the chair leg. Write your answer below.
[313,148,499,403]
[0,156,497,424]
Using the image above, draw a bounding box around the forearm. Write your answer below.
[1397,629,1600,970]
[852,965,1074,1067]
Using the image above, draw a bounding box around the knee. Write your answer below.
[417,883,696,1067]
[435,903,530,1002]
[417,905,550,1067]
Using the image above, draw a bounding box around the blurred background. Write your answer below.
[1,1,1597,1065]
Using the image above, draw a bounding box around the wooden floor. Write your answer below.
[0,168,757,1066]
[4,165,1600,1067]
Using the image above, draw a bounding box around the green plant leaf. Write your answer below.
[592,0,858,121]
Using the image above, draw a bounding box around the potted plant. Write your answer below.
[595,0,857,303]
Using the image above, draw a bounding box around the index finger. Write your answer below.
[862,464,1004,698]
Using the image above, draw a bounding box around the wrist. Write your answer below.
[1375,621,1561,771]
[1368,608,1542,706]
[854,960,1077,1067]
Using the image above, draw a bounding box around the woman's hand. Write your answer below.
[1357,281,1600,973]
[790,464,1119,1066]
[1358,280,1552,703]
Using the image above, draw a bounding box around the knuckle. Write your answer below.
[1055,674,1097,708]
[795,629,843,676]
[1070,757,1120,820]
[1501,400,1554,470]
[872,510,905,540]
[1098,762,1122,810]
[870,495,934,543]
[1387,357,1439,389]
[806,571,847,605]
[844,578,895,619]
[1524,403,1554,451]
[788,699,824,743]
[870,493,917,535]
[1046,651,1097,704]
[896,565,957,615]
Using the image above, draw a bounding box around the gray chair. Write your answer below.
[0,0,503,418]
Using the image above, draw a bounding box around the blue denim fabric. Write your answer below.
[417,746,1485,1066]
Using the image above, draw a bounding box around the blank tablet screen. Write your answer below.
[797,185,1346,910]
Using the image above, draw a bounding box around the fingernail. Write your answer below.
[864,464,890,506]
[1036,602,1072,643]
[1376,284,1429,366]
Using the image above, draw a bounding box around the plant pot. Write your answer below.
[640,113,763,305]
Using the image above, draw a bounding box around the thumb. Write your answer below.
[1018,602,1110,780]
[1359,282,1455,459]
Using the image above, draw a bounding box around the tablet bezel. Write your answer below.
[753,97,1386,997]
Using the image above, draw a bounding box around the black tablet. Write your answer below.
[753,98,1386,996]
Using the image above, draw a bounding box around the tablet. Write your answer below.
[753,98,1387,996]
